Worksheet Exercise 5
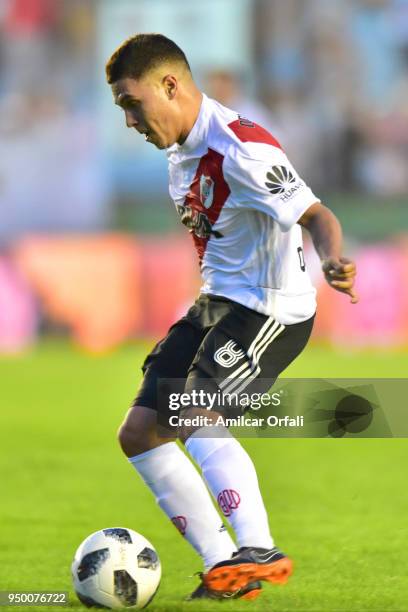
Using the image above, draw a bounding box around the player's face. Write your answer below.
[112,76,180,150]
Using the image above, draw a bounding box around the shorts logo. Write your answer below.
[214,340,245,368]
[217,489,241,516]
[200,175,215,209]
[171,515,187,535]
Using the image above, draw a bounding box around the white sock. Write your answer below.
[129,441,236,569]
[186,427,274,549]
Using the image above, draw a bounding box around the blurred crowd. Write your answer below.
[0,0,110,244]
[0,0,407,244]
[255,0,408,194]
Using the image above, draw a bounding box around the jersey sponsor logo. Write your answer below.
[265,165,296,194]
[171,515,187,535]
[214,340,245,367]
[265,165,304,202]
[217,489,241,516]
[199,174,215,209]
[176,204,223,239]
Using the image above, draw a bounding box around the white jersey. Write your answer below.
[166,94,318,325]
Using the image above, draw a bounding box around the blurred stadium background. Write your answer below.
[0,0,407,354]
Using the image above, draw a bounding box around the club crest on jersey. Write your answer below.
[199,174,215,209]
[214,340,245,368]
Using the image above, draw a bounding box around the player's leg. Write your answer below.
[118,404,172,456]
[179,302,314,592]
[118,316,237,573]
[181,305,287,550]
[185,419,292,592]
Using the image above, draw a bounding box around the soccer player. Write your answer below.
[106,34,358,601]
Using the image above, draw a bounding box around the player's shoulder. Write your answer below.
[226,116,282,150]
[206,96,284,165]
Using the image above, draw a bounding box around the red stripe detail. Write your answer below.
[184,148,230,262]
[228,118,282,149]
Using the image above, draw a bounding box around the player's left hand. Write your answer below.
[322,256,358,304]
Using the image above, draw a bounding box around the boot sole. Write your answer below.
[203,557,293,592]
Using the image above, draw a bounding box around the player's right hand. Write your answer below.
[322,256,359,304]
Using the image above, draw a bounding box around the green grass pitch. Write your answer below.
[0,341,407,612]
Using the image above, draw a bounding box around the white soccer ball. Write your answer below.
[71,528,161,609]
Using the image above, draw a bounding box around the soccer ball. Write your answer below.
[71,528,161,609]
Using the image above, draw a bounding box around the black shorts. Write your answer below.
[133,294,314,423]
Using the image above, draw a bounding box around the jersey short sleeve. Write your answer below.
[223,142,320,232]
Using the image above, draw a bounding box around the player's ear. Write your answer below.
[163,75,177,100]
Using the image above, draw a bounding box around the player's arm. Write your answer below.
[298,202,358,304]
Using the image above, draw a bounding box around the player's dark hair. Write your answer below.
[106,33,191,84]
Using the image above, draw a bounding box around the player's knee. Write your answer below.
[117,421,131,455]
[117,404,169,457]
[117,419,150,457]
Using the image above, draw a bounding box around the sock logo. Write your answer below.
[171,515,187,535]
[214,340,245,368]
[217,489,241,516]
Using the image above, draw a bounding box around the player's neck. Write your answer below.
[177,89,203,145]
